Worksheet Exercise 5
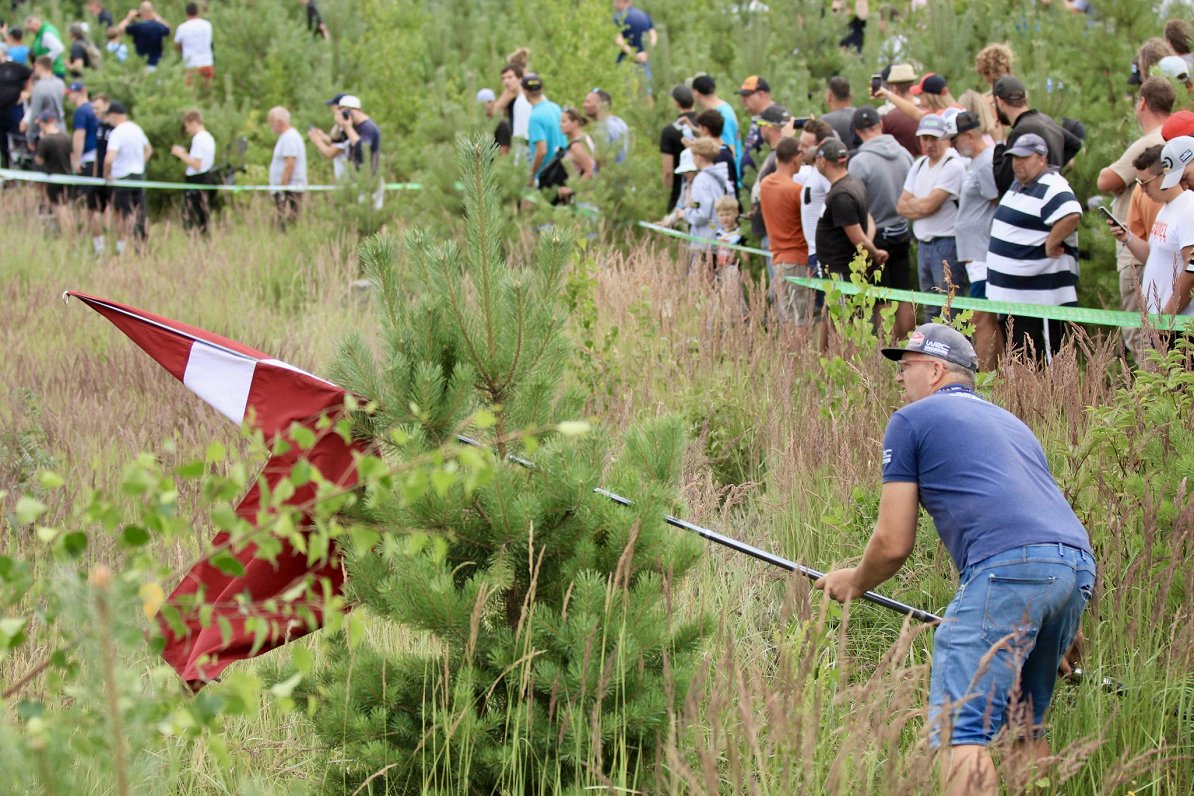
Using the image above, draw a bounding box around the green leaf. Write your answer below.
[37,471,64,489]
[346,612,366,649]
[15,496,47,525]
[349,525,381,554]
[0,616,27,647]
[292,645,313,676]
[122,525,151,547]
[210,551,246,578]
[473,408,498,429]
[290,423,316,450]
[175,460,206,478]
[430,468,456,497]
[290,459,312,487]
[206,441,226,463]
[556,420,591,437]
[270,671,304,699]
[60,532,88,558]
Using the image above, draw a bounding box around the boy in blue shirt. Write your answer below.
[522,73,565,188]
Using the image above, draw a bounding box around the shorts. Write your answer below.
[969,280,987,299]
[79,161,110,211]
[113,174,145,218]
[45,182,68,205]
[928,543,1095,747]
[872,229,912,290]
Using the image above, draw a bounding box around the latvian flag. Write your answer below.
[66,291,363,689]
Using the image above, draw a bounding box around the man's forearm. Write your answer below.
[1045,214,1081,253]
[851,534,910,594]
[1165,271,1194,315]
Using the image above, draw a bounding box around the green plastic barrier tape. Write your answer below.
[0,168,423,192]
[637,220,772,257]
[635,219,1191,331]
[787,276,1193,332]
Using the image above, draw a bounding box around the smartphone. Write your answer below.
[1098,205,1126,231]
[792,116,811,129]
[870,74,883,96]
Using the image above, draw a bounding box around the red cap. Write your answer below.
[1162,110,1194,142]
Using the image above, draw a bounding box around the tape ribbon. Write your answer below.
[637,220,1192,331]
[0,167,423,192]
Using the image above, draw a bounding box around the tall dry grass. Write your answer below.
[2,195,1192,792]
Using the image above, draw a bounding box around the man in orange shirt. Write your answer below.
[760,134,812,326]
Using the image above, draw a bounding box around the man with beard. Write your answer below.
[991,76,1082,196]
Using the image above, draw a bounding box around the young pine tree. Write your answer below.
[305,137,710,794]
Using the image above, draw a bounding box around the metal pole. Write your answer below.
[456,436,942,624]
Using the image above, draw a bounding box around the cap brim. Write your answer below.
[737,89,756,95]
[1161,167,1184,190]
[880,347,910,361]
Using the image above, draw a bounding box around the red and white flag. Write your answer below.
[66,291,363,689]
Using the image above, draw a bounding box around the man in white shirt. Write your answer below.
[171,109,217,234]
[268,105,307,229]
[173,2,213,83]
[1111,139,1194,326]
[102,100,152,255]
[897,113,967,320]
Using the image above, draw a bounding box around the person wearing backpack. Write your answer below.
[66,23,102,76]
[896,114,967,321]
[682,136,730,272]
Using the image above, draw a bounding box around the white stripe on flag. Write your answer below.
[183,342,258,425]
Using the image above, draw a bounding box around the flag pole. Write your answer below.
[455,436,942,624]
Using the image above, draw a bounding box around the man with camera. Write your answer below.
[335,94,383,209]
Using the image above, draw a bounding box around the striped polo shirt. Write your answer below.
[985,170,1083,306]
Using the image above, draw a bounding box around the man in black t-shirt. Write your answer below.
[0,51,33,168]
[34,111,72,217]
[814,138,887,278]
[659,84,697,212]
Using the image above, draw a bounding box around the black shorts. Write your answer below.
[113,175,145,217]
[80,161,110,211]
[45,182,68,205]
[871,230,913,290]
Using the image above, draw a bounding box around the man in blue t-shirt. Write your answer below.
[613,0,656,84]
[117,2,171,68]
[5,27,31,66]
[815,323,1095,796]
[692,74,741,159]
[522,73,565,187]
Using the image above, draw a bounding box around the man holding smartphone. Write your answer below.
[1096,77,1173,358]
[1109,140,1194,321]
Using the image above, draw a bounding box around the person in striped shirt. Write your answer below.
[986,133,1082,363]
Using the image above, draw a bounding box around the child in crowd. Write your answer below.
[713,195,744,275]
[105,26,129,62]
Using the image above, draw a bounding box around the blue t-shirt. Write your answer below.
[527,99,566,178]
[613,6,653,63]
[126,20,171,65]
[714,100,741,158]
[882,385,1090,572]
[72,101,99,158]
[7,44,30,66]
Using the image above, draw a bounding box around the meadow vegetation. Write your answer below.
[2,0,1194,793]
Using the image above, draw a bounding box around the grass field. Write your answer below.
[1,178,1193,794]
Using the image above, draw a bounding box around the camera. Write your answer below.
[341,109,351,121]
[870,74,882,96]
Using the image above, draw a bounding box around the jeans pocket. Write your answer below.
[981,574,1056,646]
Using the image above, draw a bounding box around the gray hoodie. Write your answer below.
[683,160,730,248]
[848,133,913,233]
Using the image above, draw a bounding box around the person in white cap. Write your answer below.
[337,94,383,209]
[896,113,966,320]
[1109,139,1194,321]
[985,132,1082,362]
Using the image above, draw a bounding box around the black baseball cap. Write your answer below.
[816,138,849,161]
[756,104,792,127]
[106,100,128,115]
[993,75,1027,101]
[521,73,543,92]
[852,105,881,130]
[951,110,980,135]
